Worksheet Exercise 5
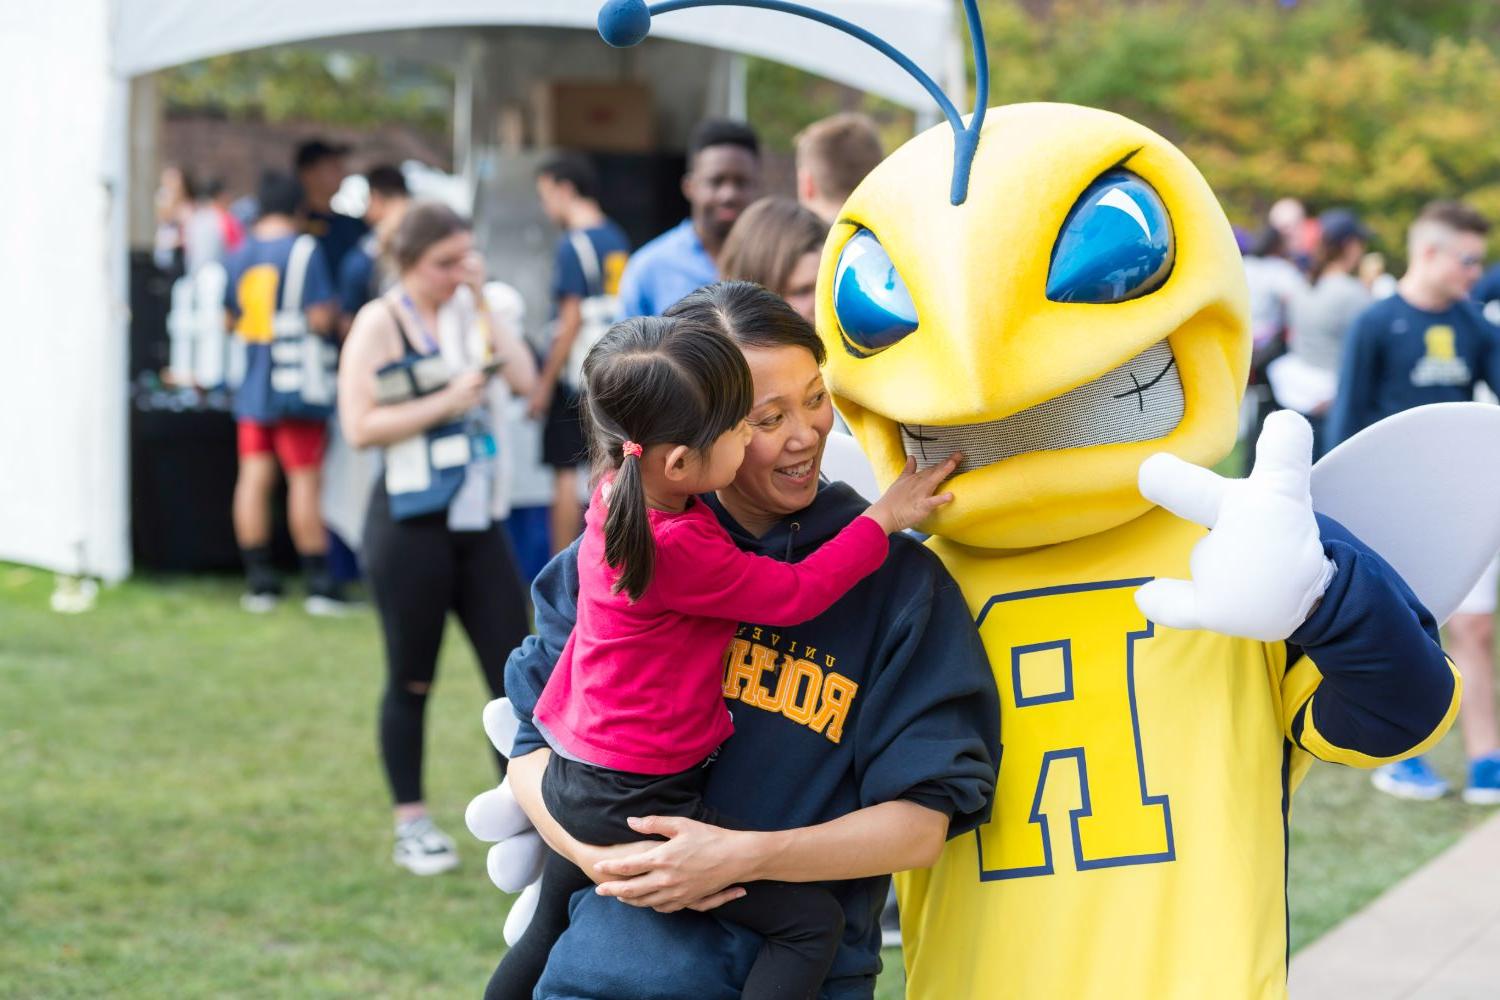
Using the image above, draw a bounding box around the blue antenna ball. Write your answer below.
[598,0,652,47]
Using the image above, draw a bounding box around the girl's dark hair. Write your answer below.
[390,200,471,272]
[718,197,829,299]
[582,315,754,600]
[665,280,826,365]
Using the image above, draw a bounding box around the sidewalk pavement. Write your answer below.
[1289,810,1500,999]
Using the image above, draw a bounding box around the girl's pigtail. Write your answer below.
[604,443,655,600]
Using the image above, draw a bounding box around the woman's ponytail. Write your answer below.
[604,441,654,601]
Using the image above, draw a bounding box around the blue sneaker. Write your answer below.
[1463,752,1500,805]
[1371,757,1449,801]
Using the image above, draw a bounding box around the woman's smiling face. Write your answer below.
[716,344,835,534]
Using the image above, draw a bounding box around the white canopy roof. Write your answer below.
[113,0,960,110]
[0,0,957,582]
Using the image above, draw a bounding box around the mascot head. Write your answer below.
[822,105,1249,549]
[599,0,1250,550]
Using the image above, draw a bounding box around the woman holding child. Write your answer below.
[486,281,1000,1000]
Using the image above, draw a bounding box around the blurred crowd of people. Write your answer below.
[1243,195,1500,805]
[150,112,890,874]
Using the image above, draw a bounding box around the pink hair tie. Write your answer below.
[622,441,643,459]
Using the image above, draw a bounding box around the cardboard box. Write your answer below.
[532,80,655,153]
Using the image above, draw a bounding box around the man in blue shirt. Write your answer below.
[1329,199,1500,805]
[532,153,633,553]
[616,119,762,318]
[337,164,410,325]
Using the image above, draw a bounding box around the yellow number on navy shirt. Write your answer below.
[975,579,1174,879]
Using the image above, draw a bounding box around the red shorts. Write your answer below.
[237,419,328,471]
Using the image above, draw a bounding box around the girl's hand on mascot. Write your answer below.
[591,815,753,913]
[865,452,962,534]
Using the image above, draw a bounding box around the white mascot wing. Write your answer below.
[1311,402,1500,624]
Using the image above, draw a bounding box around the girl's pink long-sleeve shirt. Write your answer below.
[532,487,888,774]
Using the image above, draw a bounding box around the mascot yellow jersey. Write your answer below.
[818,103,1460,1000]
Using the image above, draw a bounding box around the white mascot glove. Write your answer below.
[465,697,546,944]
[1135,410,1336,642]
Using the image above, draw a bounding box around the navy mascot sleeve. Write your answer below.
[1283,514,1460,764]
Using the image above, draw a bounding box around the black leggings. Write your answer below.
[363,484,530,805]
[485,756,845,1000]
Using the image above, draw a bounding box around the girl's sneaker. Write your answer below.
[1463,753,1500,805]
[1371,757,1449,801]
[394,816,460,875]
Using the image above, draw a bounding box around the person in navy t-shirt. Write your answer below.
[296,139,369,283]
[1329,199,1500,806]
[337,164,411,325]
[532,153,632,554]
[296,139,371,586]
[223,170,345,614]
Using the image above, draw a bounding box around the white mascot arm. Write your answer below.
[465,697,545,945]
[1135,411,1336,642]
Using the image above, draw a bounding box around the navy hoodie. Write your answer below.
[504,481,1001,1000]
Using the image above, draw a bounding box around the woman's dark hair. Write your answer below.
[718,198,829,300]
[390,200,471,272]
[665,280,826,365]
[582,315,754,600]
[1310,230,1364,281]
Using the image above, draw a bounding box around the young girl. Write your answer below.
[497,313,960,1000]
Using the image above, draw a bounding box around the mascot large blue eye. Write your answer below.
[833,230,919,355]
[1046,170,1175,304]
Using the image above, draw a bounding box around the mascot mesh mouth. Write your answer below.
[899,341,1183,474]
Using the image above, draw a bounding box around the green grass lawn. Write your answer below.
[1,564,1492,998]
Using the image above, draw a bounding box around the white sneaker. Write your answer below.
[303,593,360,618]
[394,816,460,875]
[240,591,280,614]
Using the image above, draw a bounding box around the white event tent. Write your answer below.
[0,0,957,581]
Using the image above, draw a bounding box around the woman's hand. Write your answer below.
[527,379,556,422]
[442,369,489,417]
[591,816,754,914]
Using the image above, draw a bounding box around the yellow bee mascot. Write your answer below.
[509,3,1464,997]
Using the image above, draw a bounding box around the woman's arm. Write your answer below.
[590,800,947,913]
[506,749,749,910]
[505,750,597,862]
[337,302,483,449]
